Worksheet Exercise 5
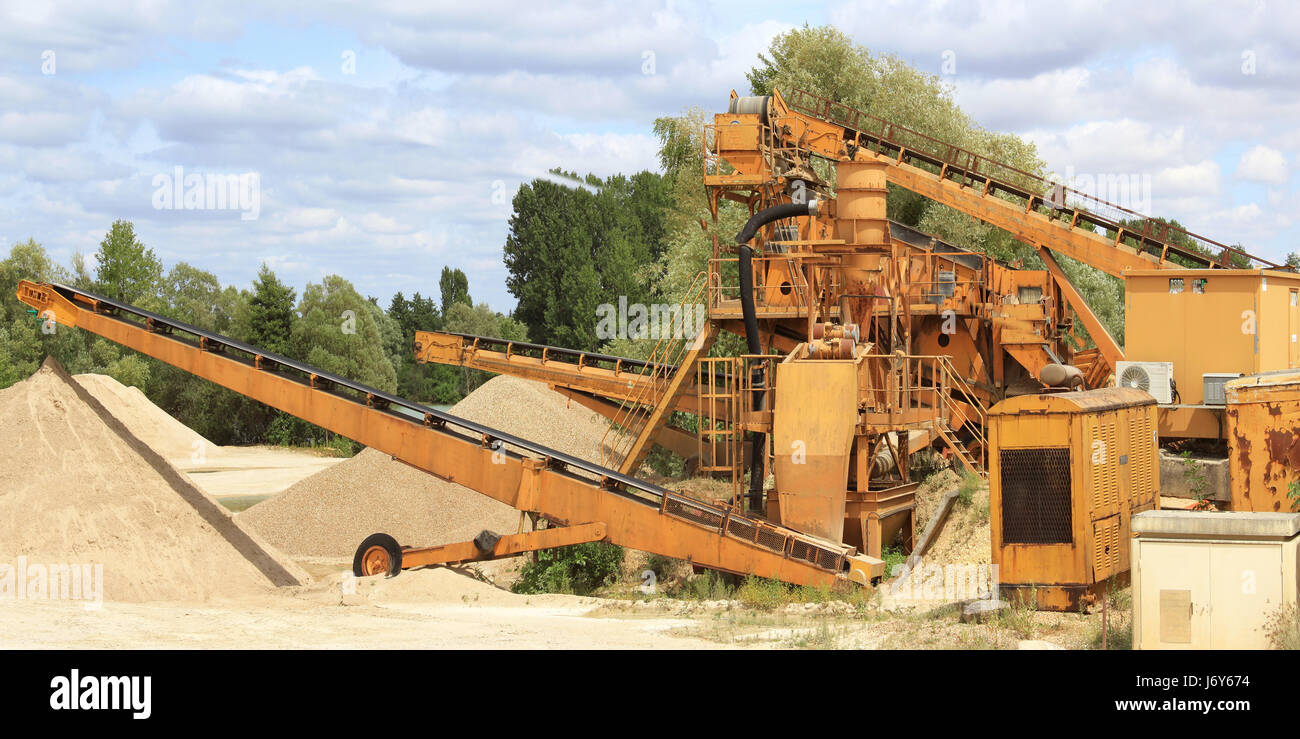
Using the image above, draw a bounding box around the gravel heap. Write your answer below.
[239,375,616,558]
[0,358,306,602]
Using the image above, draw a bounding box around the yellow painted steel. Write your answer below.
[771,359,859,542]
[1126,269,1300,404]
[988,388,1160,611]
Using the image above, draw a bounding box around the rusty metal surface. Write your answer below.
[1226,373,1300,512]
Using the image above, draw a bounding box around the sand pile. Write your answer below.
[74,373,224,465]
[0,359,307,602]
[239,376,614,558]
[914,469,991,565]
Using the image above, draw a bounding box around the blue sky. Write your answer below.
[2,0,1298,313]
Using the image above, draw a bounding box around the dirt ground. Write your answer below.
[0,567,729,650]
[0,561,1125,650]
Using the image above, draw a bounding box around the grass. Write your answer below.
[1087,579,1133,650]
[957,470,982,506]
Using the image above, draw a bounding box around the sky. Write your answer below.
[2,0,1299,313]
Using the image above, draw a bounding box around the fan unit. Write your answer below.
[1115,361,1174,404]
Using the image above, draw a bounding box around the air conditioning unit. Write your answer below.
[1115,361,1174,404]
[1202,373,1242,406]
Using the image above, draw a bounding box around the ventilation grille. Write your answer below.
[1000,447,1073,544]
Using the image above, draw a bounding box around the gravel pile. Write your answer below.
[0,359,306,602]
[239,376,616,558]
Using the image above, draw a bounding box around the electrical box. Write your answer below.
[1132,511,1300,649]
[989,387,1161,611]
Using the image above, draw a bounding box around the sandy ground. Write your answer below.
[0,567,728,650]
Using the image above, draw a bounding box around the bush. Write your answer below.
[512,541,625,596]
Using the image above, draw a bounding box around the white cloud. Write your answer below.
[1235,145,1288,185]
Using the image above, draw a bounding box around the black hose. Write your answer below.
[734,200,818,509]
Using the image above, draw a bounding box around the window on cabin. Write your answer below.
[1193,278,1207,294]
[1169,278,1184,294]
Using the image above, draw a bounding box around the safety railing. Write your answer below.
[601,272,710,469]
[785,87,1282,272]
[707,254,815,314]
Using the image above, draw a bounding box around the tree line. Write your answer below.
[0,220,523,452]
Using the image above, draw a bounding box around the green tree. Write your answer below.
[504,169,668,350]
[439,267,471,316]
[93,220,162,306]
[240,264,297,356]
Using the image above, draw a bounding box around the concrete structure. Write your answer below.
[1132,510,1300,649]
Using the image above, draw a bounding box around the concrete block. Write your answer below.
[1159,450,1230,502]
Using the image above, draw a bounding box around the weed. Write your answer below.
[998,592,1037,639]
[1181,451,1212,510]
[957,470,981,506]
[1264,604,1300,649]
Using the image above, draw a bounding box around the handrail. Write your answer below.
[785,87,1282,272]
[601,272,710,468]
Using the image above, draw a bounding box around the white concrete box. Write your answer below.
[1131,510,1300,649]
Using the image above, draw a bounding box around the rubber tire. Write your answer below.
[352,533,403,578]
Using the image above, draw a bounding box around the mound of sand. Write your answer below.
[239,376,615,558]
[0,358,307,603]
[914,469,991,565]
[74,373,224,465]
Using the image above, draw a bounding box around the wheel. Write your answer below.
[353,533,403,578]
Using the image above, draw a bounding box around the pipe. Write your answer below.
[735,200,819,509]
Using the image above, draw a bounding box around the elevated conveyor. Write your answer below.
[784,88,1281,278]
[19,280,877,586]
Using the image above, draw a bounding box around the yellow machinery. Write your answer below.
[16,280,881,587]
[410,86,1284,564]
[988,387,1160,610]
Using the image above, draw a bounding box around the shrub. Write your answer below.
[512,541,625,596]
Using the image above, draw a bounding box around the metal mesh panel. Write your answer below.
[726,516,758,543]
[755,526,788,553]
[663,495,725,530]
[1000,447,1073,544]
[789,539,814,565]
